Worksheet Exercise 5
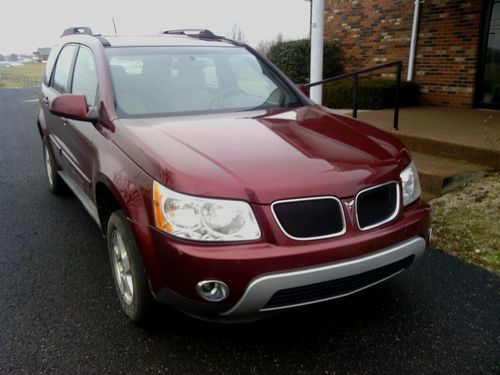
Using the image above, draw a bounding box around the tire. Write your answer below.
[43,142,67,194]
[107,210,153,322]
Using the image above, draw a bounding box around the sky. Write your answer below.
[0,0,311,55]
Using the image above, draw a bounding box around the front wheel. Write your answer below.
[107,210,153,322]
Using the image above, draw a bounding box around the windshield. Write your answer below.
[105,46,302,117]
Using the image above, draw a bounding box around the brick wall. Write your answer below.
[324,0,484,107]
[415,0,483,107]
[324,0,414,77]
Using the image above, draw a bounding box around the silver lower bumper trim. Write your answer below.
[221,236,426,316]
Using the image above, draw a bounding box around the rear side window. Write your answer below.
[72,46,98,106]
[51,45,77,93]
[44,46,59,85]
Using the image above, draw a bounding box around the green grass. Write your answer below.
[0,61,45,87]
[430,173,500,273]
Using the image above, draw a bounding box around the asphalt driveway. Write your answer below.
[0,88,498,373]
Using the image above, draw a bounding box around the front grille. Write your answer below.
[263,255,414,310]
[356,182,399,230]
[272,197,345,240]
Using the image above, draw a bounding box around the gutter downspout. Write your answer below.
[407,0,421,81]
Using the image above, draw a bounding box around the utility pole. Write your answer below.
[310,0,324,104]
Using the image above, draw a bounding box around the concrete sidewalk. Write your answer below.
[356,106,500,157]
[344,107,500,196]
[358,107,500,167]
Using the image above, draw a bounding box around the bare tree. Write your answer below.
[256,39,272,56]
[256,33,284,56]
[228,24,246,43]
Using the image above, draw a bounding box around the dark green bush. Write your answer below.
[268,39,342,83]
[323,79,420,109]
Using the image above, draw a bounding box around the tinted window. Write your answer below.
[52,45,77,93]
[106,46,302,117]
[72,46,98,106]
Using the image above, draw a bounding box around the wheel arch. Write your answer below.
[94,173,149,231]
[37,120,43,139]
[37,108,47,139]
[94,173,163,292]
[93,172,152,234]
[95,179,124,234]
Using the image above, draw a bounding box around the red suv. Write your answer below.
[38,27,430,322]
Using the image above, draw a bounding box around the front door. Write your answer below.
[59,45,99,197]
[477,0,500,109]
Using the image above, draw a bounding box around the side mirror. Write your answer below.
[296,84,310,97]
[49,94,98,123]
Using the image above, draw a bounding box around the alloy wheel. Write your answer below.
[111,229,134,305]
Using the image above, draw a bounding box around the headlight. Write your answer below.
[400,161,421,206]
[152,181,261,242]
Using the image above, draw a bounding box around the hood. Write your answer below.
[113,105,407,204]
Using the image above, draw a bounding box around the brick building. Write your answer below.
[323,0,499,109]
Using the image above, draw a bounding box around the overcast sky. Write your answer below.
[0,0,311,55]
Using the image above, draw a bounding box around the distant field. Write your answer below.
[0,61,45,88]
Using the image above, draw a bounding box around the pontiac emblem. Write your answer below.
[343,199,356,221]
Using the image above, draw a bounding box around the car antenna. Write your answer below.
[112,17,118,34]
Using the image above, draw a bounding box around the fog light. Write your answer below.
[195,280,229,302]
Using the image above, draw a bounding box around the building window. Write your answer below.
[479,0,500,109]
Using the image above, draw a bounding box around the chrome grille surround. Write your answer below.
[271,196,347,241]
[355,181,400,231]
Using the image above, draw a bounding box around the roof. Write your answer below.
[58,28,241,49]
[37,47,51,55]
[100,34,235,48]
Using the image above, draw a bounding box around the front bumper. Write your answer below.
[135,200,430,319]
[222,236,425,316]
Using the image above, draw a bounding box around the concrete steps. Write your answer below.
[392,131,497,197]
[411,151,493,196]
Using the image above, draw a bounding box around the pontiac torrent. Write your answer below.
[37,27,430,322]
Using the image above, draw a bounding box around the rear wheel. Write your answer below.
[43,143,66,194]
[107,210,153,322]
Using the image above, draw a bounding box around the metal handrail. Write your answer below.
[304,61,403,130]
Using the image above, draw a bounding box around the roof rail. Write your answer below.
[94,36,111,47]
[60,26,111,46]
[162,29,244,46]
[163,29,223,39]
[61,27,93,37]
